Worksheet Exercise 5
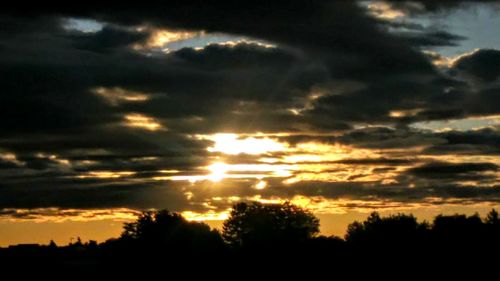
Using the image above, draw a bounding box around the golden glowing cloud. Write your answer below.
[367,1,406,19]
[154,162,293,183]
[211,39,276,49]
[254,180,267,190]
[123,113,164,131]
[76,171,136,179]
[0,152,24,166]
[131,27,202,51]
[426,49,487,69]
[389,108,424,118]
[282,142,376,163]
[93,87,150,106]
[0,208,140,223]
[147,29,202,48]
[181,210,230,221]
[205,133,287,155]
[35,153,71,166]
[207,162,229,182]
[151,131,498,188]
[164,133,411,185]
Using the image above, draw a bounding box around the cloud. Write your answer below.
[0,1,499,218]
[336,126,444,149]
[382,0,499,15]
[452,49,500,82]
[423,127,500,155]
[69,25,150,53]
[398,30,467,47]
[406,161,498,180]
[0,208,140,222]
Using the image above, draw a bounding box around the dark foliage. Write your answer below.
[0,203,498,273]
[345,212,429,250]
[100,210,225,264]
[222,201,319,248]
[120,210,223,250]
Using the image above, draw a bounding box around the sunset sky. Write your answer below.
[1,1,499,246]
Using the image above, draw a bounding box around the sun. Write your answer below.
[207,162,229,182]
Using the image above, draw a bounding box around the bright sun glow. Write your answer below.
[147,29,202,48]
[254,180,267,190]
[206,133,287,155]
[153,162,294,183]
[207,162,229,182]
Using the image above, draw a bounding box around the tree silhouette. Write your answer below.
[485,209,499,225]
[119,210,224,256]
[345,212,428,250]
[48,240,57,248]
[430,212,486,253]
[222,201,319,248]
[484,209,500,251]
[1,206,499,270]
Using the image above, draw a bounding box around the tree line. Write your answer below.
[1,201,498,271]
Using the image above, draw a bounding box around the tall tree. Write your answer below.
[222,201,319,247]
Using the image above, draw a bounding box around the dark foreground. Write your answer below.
[1,202,498,274]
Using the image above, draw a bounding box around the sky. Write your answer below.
[0,0,499,246]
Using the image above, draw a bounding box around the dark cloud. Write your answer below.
[0,0,472,134]
[0,1,498,215]
[334,158,413,165]
[337,126,444,149]
[452,49,500,82]
[406,161,498,181]
[423,127,500,155]
[70,25,150,53]
[398,30,466,47]
[0,208,141,221]
[382,0,498,14]
[0,160,19,170]
[3,1,438,76]
[0,182,191,210]
[281,125,500,156]
[280,181,500,204]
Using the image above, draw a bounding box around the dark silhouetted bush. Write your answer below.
[222,201,319,248]
[116,210,224,260]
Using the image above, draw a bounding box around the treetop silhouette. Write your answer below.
[222,201,320,247]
